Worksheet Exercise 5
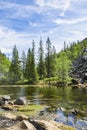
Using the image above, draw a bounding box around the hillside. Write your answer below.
[57,38,87,84]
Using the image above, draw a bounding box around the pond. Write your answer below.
[0,85,87,129]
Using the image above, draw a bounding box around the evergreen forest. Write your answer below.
[0,37,87,85]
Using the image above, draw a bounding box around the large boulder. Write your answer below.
[14,97,26,105]
[2,120,37,130]
[30,120,75,130]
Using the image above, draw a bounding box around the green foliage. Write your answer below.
[37,38,46,79]
[0,52,10,83]
[25,41,38,84]
[45,37,57,78]
[8,45,22,83]
[1,37,87,85]
[57,51,71,84]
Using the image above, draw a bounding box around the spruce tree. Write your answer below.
[45,37,52,78]
[37,38,46,79]
[26,41,38,84]
[31,40,38,83]
[8,45,21,83]
[25,48,32,80]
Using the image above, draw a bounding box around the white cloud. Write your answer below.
[54,17,87,25]
[36,0,72,15]
[0,47,12,54]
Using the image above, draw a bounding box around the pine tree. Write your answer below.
[37,38,46,79]
[8,45,22,83]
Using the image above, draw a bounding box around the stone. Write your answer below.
[2,120,37,130]
[2,105,14,111]
[30,120,75,130]
[71,47,87,84]
[71,79,79,85]
[2,95,11,101]
[1,113,16,120]
[14,97,26,105]
[16,115,28,121]
[70,109,79,115]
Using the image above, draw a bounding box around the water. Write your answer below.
[0,85,87,129]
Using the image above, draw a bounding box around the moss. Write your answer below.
[15,104,45,116]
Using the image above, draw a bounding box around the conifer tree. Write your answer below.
[25,48,32,80]
[26,41,38,84]
[31,40,38,83]
[45,37,52,78]
[8,45,21,83]
[37,38,46,79]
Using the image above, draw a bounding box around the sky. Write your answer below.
[0,0,87,56]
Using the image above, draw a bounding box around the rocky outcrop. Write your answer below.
[71,48,87,84]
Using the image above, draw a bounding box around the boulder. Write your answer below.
[2,120,37,130]
[0,98,4,105]
[2,105,14,111]
[30,120,75,130]
[2,95,11,101]
[2,113,16,120]
[70,109,79,115]
[2,95,11,105]
[71,79,79,85]
[16,115,28,121]
[14,97,26,105]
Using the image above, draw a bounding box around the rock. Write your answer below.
[2,120,37,130]
[16,115,28,121]
[2,113,16,120]
[0,98,4,105]
[2,95,11,101]
[2,95,11,105]
[30,120,75,130]
[8,101,14,105]
[71,48,87,84]
[71,79,78,85]
[70,109,79,115]
[14,97,26,105]
[59,107,65,112]
[2,105,16,111]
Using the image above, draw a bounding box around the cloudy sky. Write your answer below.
[0,0,87,55]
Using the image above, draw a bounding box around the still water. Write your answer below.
[0,85,87,129]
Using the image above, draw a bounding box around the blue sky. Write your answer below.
[0,0,87,55]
